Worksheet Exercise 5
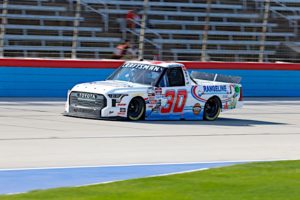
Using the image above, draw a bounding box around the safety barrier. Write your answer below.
[0,58,300,97]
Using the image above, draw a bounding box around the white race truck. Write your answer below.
[65,61,243,120]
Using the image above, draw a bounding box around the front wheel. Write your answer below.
[204,97,221,121]
[127,97,145,121]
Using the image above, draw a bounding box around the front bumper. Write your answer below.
[65,106,102,119]
[65,91,107,119]
[65,91,129,119]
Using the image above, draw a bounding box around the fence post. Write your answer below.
[0,0,8,57]
[138,0,149,61]
[72,0,81,59]
[201,0,212,62]
[259,0,271,62]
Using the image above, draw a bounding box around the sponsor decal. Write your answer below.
[223,86,238,109]
[203,85,227,93]
[229,99,237,109]
[229,84,235,95]
[155,87,162,95]
[193,103,202,115]
[120,108,126,113]
[109,111,114,114]
[147,88,155,97]
[117,103,127,106]
[234,85,240,97]
[149,100,157,104]
[146,100,158,105]
[191,86,207,102]
[148,99,161,113]
[122,63,163,72]
[148,96,155,101]
[224,101,229,110]
[223,84,239,109]
[192,85,227,102]
[152,104,161,112]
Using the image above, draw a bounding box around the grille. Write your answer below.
[69,92,107,109]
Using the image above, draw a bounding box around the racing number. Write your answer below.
[161,90,187,113]
[161,90,175,113]
[173,90,187,112]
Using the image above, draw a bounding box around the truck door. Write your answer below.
[157,67,188,116]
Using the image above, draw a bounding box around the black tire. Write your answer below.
[127,97,145,121]
[204,97,221,121]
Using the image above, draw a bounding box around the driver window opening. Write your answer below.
[164,67,185,87]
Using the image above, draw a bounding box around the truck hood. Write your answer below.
[71,80,149,94]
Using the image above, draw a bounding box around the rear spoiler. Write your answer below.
[191,71,242,84]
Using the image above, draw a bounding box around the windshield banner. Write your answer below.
[122,62,163,72]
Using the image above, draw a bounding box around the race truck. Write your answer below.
[64,61,243,121]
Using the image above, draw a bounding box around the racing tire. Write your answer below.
[204,97,221,121]
[127,97,145,121]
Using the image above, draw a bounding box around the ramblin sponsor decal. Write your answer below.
[203,85,227,93]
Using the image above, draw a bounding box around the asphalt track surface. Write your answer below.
[0,98,299,170]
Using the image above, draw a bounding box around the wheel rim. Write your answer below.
[205,98,219,119]
[128,98,144,120]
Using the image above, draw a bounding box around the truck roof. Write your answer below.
[126,60,184,68]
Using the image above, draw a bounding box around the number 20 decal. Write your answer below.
[161,90,187,113]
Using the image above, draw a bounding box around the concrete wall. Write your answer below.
[1,58,300,97]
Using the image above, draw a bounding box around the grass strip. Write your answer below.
[1,160,299,200]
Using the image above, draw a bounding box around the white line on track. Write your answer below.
[0,159,290,171]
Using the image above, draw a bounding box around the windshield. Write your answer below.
[107,63,164,86]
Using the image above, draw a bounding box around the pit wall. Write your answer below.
[1,58,300,97]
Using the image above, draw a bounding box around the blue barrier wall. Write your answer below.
[1,66,300,97]
[0,67,112,97]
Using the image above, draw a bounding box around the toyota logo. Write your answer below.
[78,93,96,99]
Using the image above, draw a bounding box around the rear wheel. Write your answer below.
[127,97,145,121]
[204,97,221,121]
